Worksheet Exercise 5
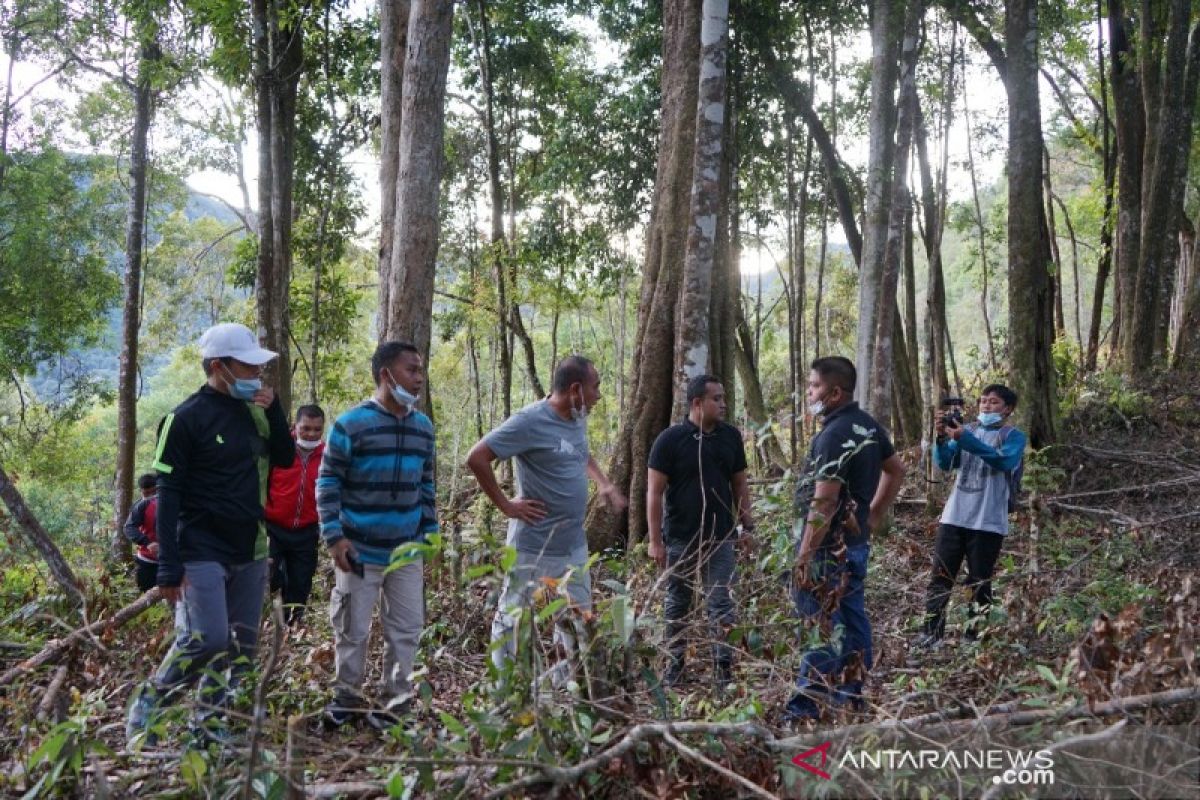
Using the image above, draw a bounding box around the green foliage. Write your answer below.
[0,146,121,375]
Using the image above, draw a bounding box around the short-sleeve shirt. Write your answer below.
[648,420,748,544]
[796,401,895,550]
[484,400,589,556]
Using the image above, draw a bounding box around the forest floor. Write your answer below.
[1,376,1198,798]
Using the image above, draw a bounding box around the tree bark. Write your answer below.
[674,0,729,415]
[383,0,455,358]
[855,0,903,412]
[0,462,84,605]
[1006,0,1058,446]
[1109,0,1143,366]
[377,0,411,320]
[253,0,302,414]
[1087,0,1116,372]
[915,101,950,406]
[111,38,158,562]
[586,0,701,551]
[868,0,921,421]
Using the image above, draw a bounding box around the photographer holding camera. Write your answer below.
[914,384,1027,650]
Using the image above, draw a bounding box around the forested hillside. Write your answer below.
[1,0,1197,797]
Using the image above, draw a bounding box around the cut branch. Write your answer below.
[0,461,84,605]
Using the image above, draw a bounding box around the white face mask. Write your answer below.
[385,368,420,412]
[570,386,588,421]
[296,437,322,450]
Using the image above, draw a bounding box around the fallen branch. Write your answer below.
[773,686,1200,751]
[0,588,162,687]
[661,729,778,799]
[36,663,70,722]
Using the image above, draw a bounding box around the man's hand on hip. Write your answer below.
[328,538,357,572]
[503,496,547,524]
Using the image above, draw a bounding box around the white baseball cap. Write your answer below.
[198,323,278,365]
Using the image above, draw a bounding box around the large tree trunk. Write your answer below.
[855,0,902,413]
[710,64,737,412]
[0,462,84,605]
[1109,0,1144,367]
[674,0,729,414]
[111,39,158,562]
[867,0,920,421]
[253,0,302,414]
[377,0,410,319]
[1129,0,1198,373]
[1005,0,1057,446]
[586,0,701,551]
[382,0,454,358]
[1087,0,1116,372]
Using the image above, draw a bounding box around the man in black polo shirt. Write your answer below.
[786,356,904,721]
[647,375,754,687]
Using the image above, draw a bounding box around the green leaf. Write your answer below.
[465,563,495,579]
[181,749,207,788]
[439,711,469,738]
[1035,664,1059,686]
[536,597,567,622]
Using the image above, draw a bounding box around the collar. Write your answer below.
[820,400,859,425]
[684,418,720,436]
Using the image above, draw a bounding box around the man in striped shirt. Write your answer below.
[317,341,437,729]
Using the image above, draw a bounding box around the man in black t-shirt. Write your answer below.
[647,375,754,687]
[786,356,905,722]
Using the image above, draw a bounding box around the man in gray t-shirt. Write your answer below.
[466,355,626,670]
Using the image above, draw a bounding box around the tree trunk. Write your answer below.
[735,310,788,471]
[1109,0,1144,367]
[868,0,920,420]
[1005,0,1058,446]
[1087,0,1116,372]
[855,0,902,411]
[253,0,302,415]
[383,0,455,358]
[111,39,158,562]
[710,64,737,412]
[0,462,84,605]
[962,67,998,371]
[1043,149,1067,338]
[915,102,950,406]
[674,0,729,415]
[586,0,701,551]
[377,0,411,319]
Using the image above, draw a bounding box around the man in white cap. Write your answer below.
[126,323,294,746]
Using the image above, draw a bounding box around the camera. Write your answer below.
[939,397,964,428]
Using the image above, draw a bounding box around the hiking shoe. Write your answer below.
[322,700,364,729]
[366,695,413,731]
[782,693,822,724]
[125,686,160,748]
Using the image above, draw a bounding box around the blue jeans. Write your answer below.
[790,543,872,707]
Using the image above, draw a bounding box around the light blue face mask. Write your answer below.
[222,365,261,401]
[978,411,1004,427]
[386,370,419,411]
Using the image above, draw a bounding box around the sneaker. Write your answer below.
[366,695,413,731]
[782,692,822,723]
[125,686,160,748]
[322,700,364,729]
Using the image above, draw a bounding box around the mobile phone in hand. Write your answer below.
[347,553,365,579]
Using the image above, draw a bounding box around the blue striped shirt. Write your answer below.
[317,399,437,562]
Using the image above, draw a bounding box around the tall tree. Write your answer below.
[1006,0,1057,446]
[382,0,455,358]
[674,0,729,413]
[586,0,701,550]
[377,0,410,323]
[854,0,902,416]
[112,28,162,561]
[251,0,304,413]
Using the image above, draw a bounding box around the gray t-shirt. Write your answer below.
[484,399,590,556]
[940,426,1011,535]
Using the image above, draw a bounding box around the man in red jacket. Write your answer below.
[266,404,325,625]
[123,473,160,592]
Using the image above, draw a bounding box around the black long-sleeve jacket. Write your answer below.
[152,385,293,586]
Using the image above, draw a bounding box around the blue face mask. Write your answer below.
[386,370,419,411]
[978,411,1004,427]
[222,365,261,401]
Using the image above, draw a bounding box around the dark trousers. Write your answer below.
[922,523,1005,637]
[268,523,319,625]
[664,536,737,670]
[135,558,158,593]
